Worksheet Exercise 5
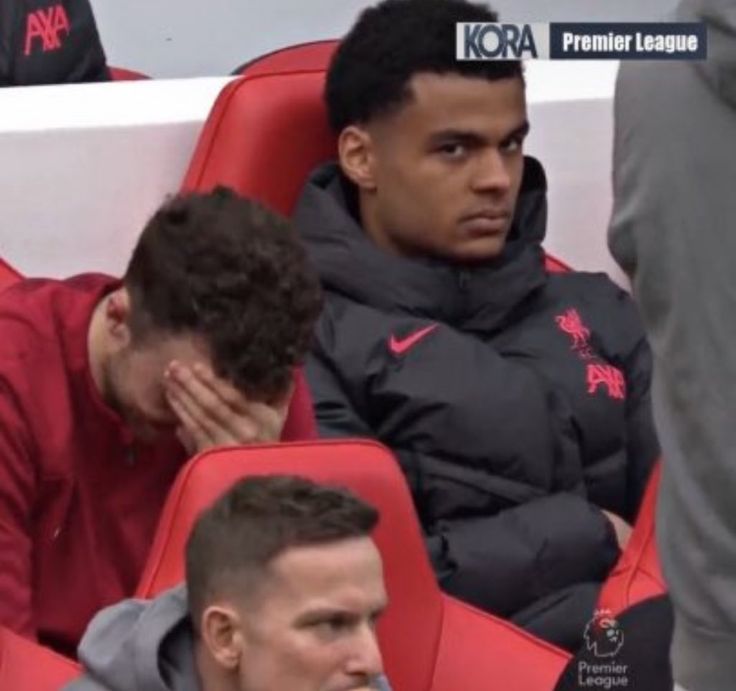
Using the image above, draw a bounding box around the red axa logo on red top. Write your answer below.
[25,4,71,56]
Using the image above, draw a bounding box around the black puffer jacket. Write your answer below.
[0,0,109,86]
[296,159,659,623]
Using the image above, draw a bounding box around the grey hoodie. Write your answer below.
[608,1,736,689]
[64,586,199,691]
[65,585,393,691]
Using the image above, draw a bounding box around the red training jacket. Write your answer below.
[0,274,313,655]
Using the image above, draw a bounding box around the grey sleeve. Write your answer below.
[62,675,108,691]
[375,674,393,691]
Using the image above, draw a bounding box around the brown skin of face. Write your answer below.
[340,73,529,264]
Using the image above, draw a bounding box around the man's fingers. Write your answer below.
[165,360,291,446]
[189,363,247,411]
[242,401,288,441]
[166,362,236,429]
[166,389,214,451]
[233,379,293,437]
[167,371,260,444]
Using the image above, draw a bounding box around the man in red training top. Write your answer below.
[0,187,323,655]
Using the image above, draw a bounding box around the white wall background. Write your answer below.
[0,61,626,284]
[2,0,684,282]
[90,0,679,78]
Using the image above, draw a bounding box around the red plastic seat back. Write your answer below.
[137,440,444,691]
[182,71,335,216]
[0,625,80,690]
[544,254,571,273]
[597,462,667,614]
[233,40,338,78]
[182,40,334,213]
[280,368,317,440]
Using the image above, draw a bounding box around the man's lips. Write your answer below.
[459,211,510,236]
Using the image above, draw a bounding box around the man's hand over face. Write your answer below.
[164,361,292,455]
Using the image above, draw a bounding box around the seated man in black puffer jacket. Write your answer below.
[0,0,109,86]
[295,0,660,651]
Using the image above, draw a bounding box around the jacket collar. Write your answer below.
[295,157,549,335]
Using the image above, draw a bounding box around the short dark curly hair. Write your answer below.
[123,187,323,402]
[326,0,523,133]
[186,475,379,630]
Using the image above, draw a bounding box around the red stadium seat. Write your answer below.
[136,440,572,691]
[0,257,21,290]
[597,462,667,614]
[280,368,317,440]
[0,625,80,690]
[181,71,334,214]
[233,40,338,78]
[184,40,569,273]
[544,254,571,273]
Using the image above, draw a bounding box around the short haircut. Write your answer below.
[185,475,380,629]
[123,187,323,401]
[326,0,523,133]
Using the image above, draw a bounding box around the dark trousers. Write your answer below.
[512,582,602,652]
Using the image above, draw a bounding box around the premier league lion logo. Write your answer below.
[584,609,624,658]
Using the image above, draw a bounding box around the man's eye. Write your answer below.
[437,142,467,159]
[315,617,350,635]
[500,137,522,154]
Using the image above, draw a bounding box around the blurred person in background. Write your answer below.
[609,1,736,689]
[0,0,110,86]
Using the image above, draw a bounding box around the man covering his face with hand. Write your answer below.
[0,187,322,654]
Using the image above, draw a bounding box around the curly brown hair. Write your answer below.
[123,187,323,401]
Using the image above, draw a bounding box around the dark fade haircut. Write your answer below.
[326,0,523,133]
[123,187,323,402]
[185,475,380,630]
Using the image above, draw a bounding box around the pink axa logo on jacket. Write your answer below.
[556,308,626,401]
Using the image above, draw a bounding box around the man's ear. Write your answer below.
[200,604,244,671]
[104,288,132,347]
[338,125,377,192]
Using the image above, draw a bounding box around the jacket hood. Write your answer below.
[70,585,198,691]
[294,156,549,335]
[680,0,736,107]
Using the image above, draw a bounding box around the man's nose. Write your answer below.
[344,625,384,679]
[470,148,512,193]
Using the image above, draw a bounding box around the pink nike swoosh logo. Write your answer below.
[389,324,438,356]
